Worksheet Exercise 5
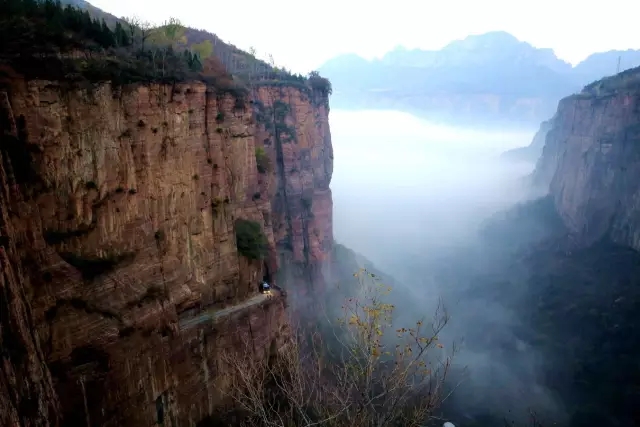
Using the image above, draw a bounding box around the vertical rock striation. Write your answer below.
[533,67,640,250]
[0,74,332,426]
[252,85,334,305]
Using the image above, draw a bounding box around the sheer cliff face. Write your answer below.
[0,77,332,426]
[535,74,640,250]
[253,86,334,297]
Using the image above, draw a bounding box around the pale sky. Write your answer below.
[90,0,640,74]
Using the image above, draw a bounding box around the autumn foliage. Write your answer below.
[218,269,453,427]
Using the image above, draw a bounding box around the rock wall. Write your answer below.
[533,67,640,250]
[0,75,332,426]
[252,85,334,304]
[0,197,60,427]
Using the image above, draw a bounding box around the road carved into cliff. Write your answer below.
[178,290,280,330]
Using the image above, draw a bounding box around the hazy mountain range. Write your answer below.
[63,0,640,129]
[319,32,640,128]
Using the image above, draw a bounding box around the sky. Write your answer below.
[90,0,640,74]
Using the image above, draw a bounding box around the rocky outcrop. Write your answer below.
[533,67,640,250]
[0,73,332,426]
[502,118,553,163]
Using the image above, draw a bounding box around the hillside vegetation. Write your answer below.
[0,0,331,96]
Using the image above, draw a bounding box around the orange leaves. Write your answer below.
[339,268,448,386]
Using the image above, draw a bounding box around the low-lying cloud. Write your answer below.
[329,109,565,424]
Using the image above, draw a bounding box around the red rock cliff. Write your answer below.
[252,85,334,306]
[0,74,332,426]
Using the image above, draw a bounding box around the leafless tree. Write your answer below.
[218,269,456,427]
[122,16,154,52]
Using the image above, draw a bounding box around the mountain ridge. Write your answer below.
[319,32,640,127]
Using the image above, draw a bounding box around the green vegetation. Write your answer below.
[234,218,268,260]
[582,66,640,97]
[301,195,312,210]
[214,44,331,99]
[308,70,333,97]
[0,0,332,101]
[254,99,297,144]
[0,0,245,96]
[254,146,271,174]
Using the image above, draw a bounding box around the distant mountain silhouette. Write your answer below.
[319,32,640,127]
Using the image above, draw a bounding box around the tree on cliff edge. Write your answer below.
[217,269,454,427]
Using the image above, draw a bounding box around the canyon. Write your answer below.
[3,1,640,424]
[469,65,640,425]
[0,66,332,425]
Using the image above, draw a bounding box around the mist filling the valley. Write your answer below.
[329,109,564,425]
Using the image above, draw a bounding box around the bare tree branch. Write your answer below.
[216,269,457,427]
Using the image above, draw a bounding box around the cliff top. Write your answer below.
[0,0,331,98]
[580,65,640,98]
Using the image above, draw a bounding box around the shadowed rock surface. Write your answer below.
[0,64,333,426]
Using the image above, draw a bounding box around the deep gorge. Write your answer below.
[3,1,640,425]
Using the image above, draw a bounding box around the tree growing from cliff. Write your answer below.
[218,269,454,427]
[235,219,269,260]
[255,147,271,174]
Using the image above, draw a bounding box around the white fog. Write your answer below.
[329,109,567,424]
[331,109,538,274]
